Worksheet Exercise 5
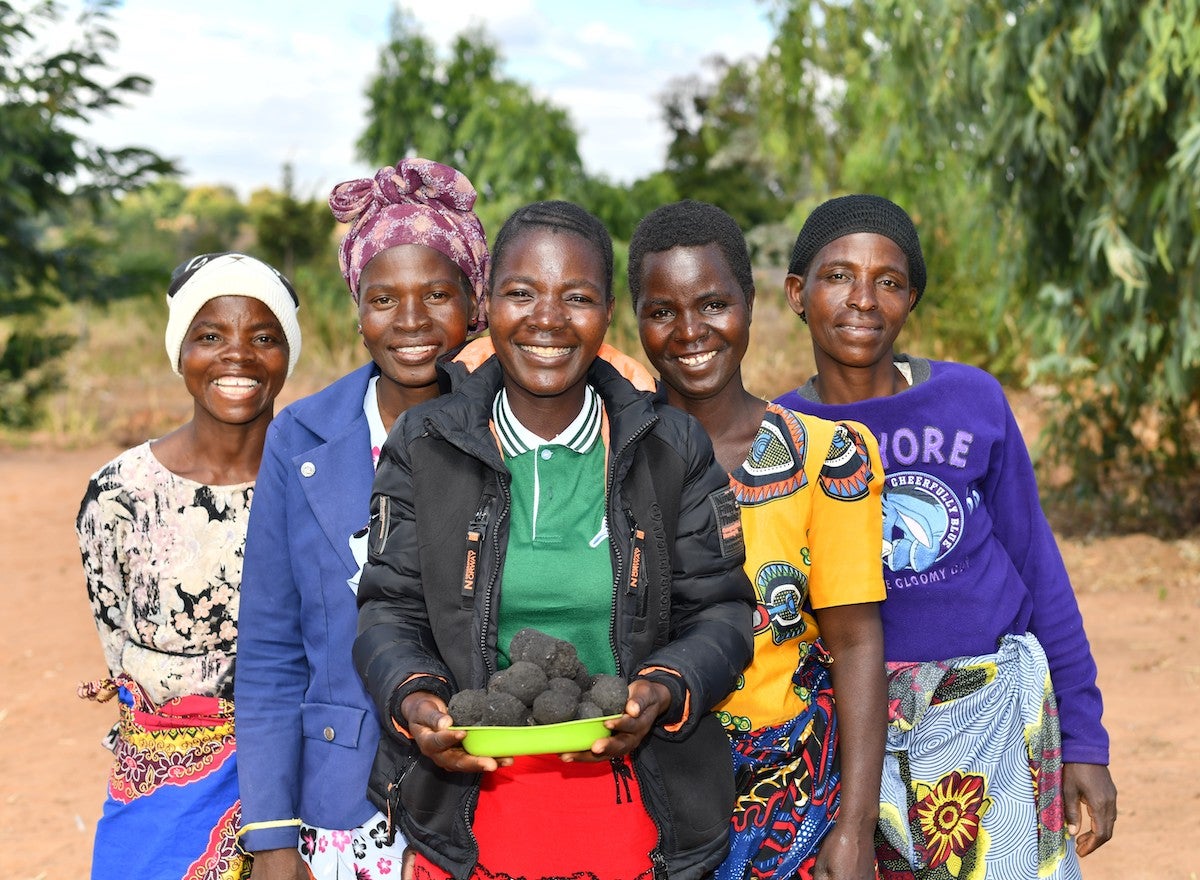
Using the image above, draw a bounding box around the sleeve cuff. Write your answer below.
[238,819,303,853]
[633,668,687,730]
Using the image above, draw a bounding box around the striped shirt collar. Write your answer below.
[493,385,602,457]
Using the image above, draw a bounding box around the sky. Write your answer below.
[48,0,776,199]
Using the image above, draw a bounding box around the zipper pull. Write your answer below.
[624,507,644,597]
[461,494,493,606]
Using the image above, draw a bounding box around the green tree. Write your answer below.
[660,57,790,236]
[356,10,584,235]
[249,163,334,280]
[0,0,175,426]
[872,0,1200,529]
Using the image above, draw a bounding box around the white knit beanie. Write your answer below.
[164,252,302,377]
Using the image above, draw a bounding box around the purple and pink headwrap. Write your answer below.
[329,158,490,331]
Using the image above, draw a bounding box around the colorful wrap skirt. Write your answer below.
[83,677,248,880]
[716,640,840,880]
[876,633,1081,880]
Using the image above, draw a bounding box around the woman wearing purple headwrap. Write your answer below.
[234,158,490,880]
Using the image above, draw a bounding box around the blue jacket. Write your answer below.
[236,363,383,852]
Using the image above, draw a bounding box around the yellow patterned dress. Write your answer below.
[716,405,886,880]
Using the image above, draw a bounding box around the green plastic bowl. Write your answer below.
[453,714,622,757]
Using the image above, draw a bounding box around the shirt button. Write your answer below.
[540,449,553,460]
[300,461,317,477]
[323,726,335,741]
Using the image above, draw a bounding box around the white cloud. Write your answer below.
[55,0,771,196]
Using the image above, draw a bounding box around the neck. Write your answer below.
[376,377,441,431]
[156,411,272,484]
[505,384,587,442]
[665,379,766,474]
[813,357,904,404]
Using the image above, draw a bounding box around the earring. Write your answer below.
[800,312,808,325]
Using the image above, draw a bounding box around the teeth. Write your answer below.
[213,377,258,387]
[395,345,437,354]
[678,351,718,367]
[519,344,571,357]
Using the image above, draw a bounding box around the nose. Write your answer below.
[222,336,256,363]
[674,309,706,342]
[846,277,878,311]
[392,296,432,331]
[529,293,567,330]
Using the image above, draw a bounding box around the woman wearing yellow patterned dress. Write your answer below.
[631,200,886,880]
[76,253,300,880]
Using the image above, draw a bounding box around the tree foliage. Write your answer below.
[867,0,1200,529]
[250,163,334,280]
[0,0,174,297]
[356,10,585,235]
[659,57,791,235]
[0,0,175,426]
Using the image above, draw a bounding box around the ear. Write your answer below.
[783,274,806,320]
[745,287,756,323]
[605,295,615,327]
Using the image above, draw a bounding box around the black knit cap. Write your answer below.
[787,194,926,305]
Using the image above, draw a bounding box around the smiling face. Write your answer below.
[786,232,917,385]
[357,244,475,415]
[487,227,613,437]
[179,295,289,429]
[636,243,752,408]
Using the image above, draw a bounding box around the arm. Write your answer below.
[813,603,885,880]
[985,394,1110,767]
[354,421,456,749]
[634,416,755,737]
[76,470,132,679]
[809,420,887,880]
[234,419,309,855]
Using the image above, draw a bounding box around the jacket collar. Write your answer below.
[290,362,378,442]
[424,348,660,468]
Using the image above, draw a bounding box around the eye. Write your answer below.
[701,300,728,313]
[254,333,282,345]
[427,289,451,302]
[649,308,673,320]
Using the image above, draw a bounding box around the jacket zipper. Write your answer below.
[604,416,664,871]
[606,416,657,678]
[478,475,510,679]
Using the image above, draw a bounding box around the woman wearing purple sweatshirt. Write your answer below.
[775,195,1116,879]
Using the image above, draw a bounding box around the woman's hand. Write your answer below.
[400,691,512,773]
[1063,761,1116,856]
[812,822,877,880]
[247,847,311,880]
[562,679,671,762]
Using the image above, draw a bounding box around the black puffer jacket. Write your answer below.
[354,352,754,880]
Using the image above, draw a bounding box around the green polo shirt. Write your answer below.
[493,386,616,675]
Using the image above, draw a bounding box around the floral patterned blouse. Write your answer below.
[76,442,254,705]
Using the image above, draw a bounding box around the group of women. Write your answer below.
[76,157,1116,880]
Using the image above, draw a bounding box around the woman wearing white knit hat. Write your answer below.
[76,251,299,880]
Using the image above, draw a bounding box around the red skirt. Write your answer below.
[414,755,659,880]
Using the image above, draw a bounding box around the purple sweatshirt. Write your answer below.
[775,357,1109,765]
